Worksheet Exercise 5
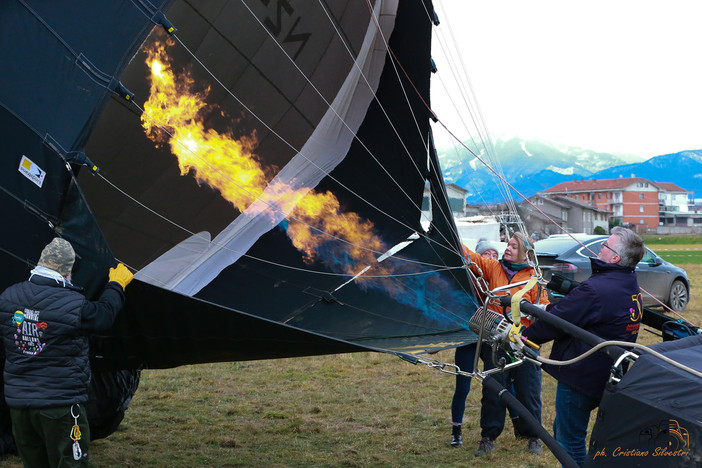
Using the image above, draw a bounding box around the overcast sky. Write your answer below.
[430,0,702,159]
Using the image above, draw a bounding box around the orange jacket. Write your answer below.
[462,244,549,324]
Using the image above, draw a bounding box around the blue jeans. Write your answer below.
[451,344,523,430]
[451,343,478,424]
[480,348,542,439]
[553,382,598,467]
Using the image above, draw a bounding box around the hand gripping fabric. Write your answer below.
[109,263,134,290]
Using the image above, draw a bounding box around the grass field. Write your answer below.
[1,237,700,467]
[644,234,702,264]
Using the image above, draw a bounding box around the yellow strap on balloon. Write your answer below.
[508,276,538,342]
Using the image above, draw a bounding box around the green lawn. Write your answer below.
[642,234,702,245]
[658,250,702,264]
[645,234,702,264]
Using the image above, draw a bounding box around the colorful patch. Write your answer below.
[12,310,24,326]
[14,308,47,356]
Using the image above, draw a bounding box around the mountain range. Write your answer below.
[438,137,702,204]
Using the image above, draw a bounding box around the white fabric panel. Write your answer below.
[136,0,399,295]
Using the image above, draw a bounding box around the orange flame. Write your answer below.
[140,39,387,277]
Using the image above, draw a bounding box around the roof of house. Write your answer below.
[444,183,469,194]
[553,196,612,213]
[543,177,658,193]
[656,182,688,192]
[522,194,570,209]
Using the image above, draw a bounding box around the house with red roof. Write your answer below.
[655,182,702,231]
[542,178,661,230]
[657,182,690,212]
[518,194,610,236]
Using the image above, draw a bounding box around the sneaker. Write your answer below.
[528,438,542,455]
[450,425,462,447]
[474,437,495,457]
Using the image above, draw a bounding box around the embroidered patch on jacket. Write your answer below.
[12,308,47,355]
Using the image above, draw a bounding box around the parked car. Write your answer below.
[534,234,689,311]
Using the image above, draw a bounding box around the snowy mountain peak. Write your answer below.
[438,137,702,204]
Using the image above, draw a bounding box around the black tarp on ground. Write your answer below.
[586,334,702,467]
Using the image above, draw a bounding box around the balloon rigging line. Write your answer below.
[348,0,467,238]
[312,0,460,246]
[368,1,543,257]
[135,102,387,259]
[435,119,689,319]
[232,0,461,258]
[96,170,464,278]
[425,0,496,167]
[17,0,473,287]
[171,33,463,262]
[432,2,531,250]
[162,1,692,322]
[16,0,521,317]
[175,1,457,256]
[100,176,474,329]
[429,0,520,220]
[134,100,464,275]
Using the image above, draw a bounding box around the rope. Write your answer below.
[98,172,461,277]
[536,340,702,379]
[170,1,465,259]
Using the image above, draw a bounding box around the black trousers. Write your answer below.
[10,404,90,467]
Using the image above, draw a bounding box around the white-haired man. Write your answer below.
[524,227,646,467]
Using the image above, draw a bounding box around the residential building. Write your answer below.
[518,195,568,237]
[542,178,660,230]
[656,182,702,231]
[552,196,610,234]
[422,183,469,220]
[519,195,609,236]
[657,182,690,213]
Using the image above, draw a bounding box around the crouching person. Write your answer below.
[0,238,133,467]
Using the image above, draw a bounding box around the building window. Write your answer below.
[598,193,602,199]
[575,194,579,200]
[640,206,644,212]
[639,193,644,199]
[640,219,644,224]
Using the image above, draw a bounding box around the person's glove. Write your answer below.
[109,263,134,290]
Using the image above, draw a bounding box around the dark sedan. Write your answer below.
[534,234,690,311]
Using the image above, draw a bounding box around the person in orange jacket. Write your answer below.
[450,239,518,448]
[462,232,548,457]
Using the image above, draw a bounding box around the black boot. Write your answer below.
[451,425,463,447]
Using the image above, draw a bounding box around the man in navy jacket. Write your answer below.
[523,227,645,467]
